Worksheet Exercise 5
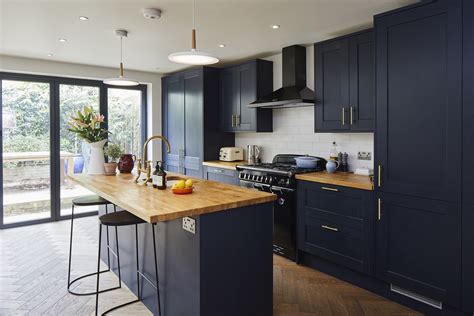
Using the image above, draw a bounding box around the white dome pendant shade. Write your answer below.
[168,0,219,65]
[104,30,139,86]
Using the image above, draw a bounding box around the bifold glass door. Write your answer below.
[1,79,52,225]
[59,84,100,216]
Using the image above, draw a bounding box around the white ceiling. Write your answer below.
[0,0,417,74]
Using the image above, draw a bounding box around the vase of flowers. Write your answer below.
[104,143,124,175]
[68,106,109,175]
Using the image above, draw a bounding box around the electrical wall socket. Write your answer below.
[182,217,196,234]
[358,151,372,161]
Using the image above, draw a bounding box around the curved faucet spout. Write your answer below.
[142,135,171,165]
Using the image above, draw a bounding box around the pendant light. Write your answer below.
[168,0,219,65]
[104,30,139,86]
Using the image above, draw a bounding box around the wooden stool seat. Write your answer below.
[72,195,109,206]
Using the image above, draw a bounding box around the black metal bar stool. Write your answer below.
[67,195,121,296]
[95,210,161,316]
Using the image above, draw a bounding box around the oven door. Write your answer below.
[270,186,296,261]
[240,180,297,261]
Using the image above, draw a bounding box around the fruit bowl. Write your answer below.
[171,187,194,195]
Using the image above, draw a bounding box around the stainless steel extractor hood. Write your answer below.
[249,45,314,109]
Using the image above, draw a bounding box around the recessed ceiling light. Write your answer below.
[218,44,226,48]
[58,38,67,42]
[47,53,53,57]
[79,16,89,21]
[271,25,280,29]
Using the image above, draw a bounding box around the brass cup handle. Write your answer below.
[322,186,338,192]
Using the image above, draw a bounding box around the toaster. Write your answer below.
[219,147,244,162]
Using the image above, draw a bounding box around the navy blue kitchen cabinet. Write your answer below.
[162,67,234,177]
[375,0,462,203]
[462,0,474,313]
[219,60,273,132]
[315,29,374,132]
[297,180,375,275]
[374,0,462,309]
[375,192,461,308]
[203,166,239,186]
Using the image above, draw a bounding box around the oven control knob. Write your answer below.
[286,179,290,186]
[257,176,262,182]
[244,174,249,180]
[263,176,267,183]
[278,198,285,205]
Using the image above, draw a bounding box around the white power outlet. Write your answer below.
[358,151,372,161]
[182,217,196,234]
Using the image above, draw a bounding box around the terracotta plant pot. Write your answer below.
[104,162,118,175]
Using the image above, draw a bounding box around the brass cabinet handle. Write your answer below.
[350,106,354,125]
[236,114,241,126]
[378,198,382,220]
[231,114,235,127]
[322,186,338,192]
[342,108,346,125]
[378,165,382,187]
[321,225,339,232]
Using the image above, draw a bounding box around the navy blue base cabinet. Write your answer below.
[314,29,374,132]
[297,180,375,275]
[203,166,239,186]
[162,67,234,177]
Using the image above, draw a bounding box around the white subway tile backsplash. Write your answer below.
[235,107,374,171]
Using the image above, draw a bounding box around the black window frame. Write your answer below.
[0,71,148,229]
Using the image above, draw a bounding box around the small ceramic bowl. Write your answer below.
[171,187,193,195]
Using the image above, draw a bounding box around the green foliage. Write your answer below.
[104,143,124,163]
[67,106,109,143]
[3,135,50,152]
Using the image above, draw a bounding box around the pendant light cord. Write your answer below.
[193,0,196,29]
[119,35,124,77]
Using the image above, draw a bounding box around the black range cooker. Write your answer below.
[236,154,326,261]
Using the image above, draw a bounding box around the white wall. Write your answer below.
[234,46,374,171]
[0,54,163,160]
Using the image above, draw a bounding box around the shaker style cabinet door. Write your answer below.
[236,62,258,131]
[375,0,462,202]
[183,70,204,178]
[349,31,374,131]
[376,193,461,308]
[162,74,184,173]
[220,68,237,132]
[315,38,350,131]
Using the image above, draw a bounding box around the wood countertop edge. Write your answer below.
[69,176,277,224]
[295,173,374,191]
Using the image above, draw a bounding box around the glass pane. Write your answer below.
[107,88,142,160]
[59,84,100,216]
[2,80,51,224]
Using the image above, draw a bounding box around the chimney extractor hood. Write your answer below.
[249,45,314,109]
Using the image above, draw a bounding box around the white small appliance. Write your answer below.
[219,147,244,162]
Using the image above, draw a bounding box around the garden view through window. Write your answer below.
[1,78,145,226]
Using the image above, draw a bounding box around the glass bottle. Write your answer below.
[157,162,167,190]
[329,141,339,161]
[152,161,160,189]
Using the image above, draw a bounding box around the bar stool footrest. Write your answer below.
[101,299,140,315]
[68,269,121,296]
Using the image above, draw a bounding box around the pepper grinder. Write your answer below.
[341,152,349,172]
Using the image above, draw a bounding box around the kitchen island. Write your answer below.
[69,173,276,316]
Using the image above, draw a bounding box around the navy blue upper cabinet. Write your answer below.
[462,0,474,313]
[349,31,374,131]
[162,67,234,177]
[219,60,273,132]
[375,0,462,202]
[315,30,374,132]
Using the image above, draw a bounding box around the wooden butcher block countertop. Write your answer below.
[69,172,276,223]
[295,171,374,191]
[202,160,246,170]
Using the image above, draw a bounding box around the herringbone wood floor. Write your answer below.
[0,216,421,315]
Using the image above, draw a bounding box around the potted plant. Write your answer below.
[104,143,124,175]
[68,106,109,175]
